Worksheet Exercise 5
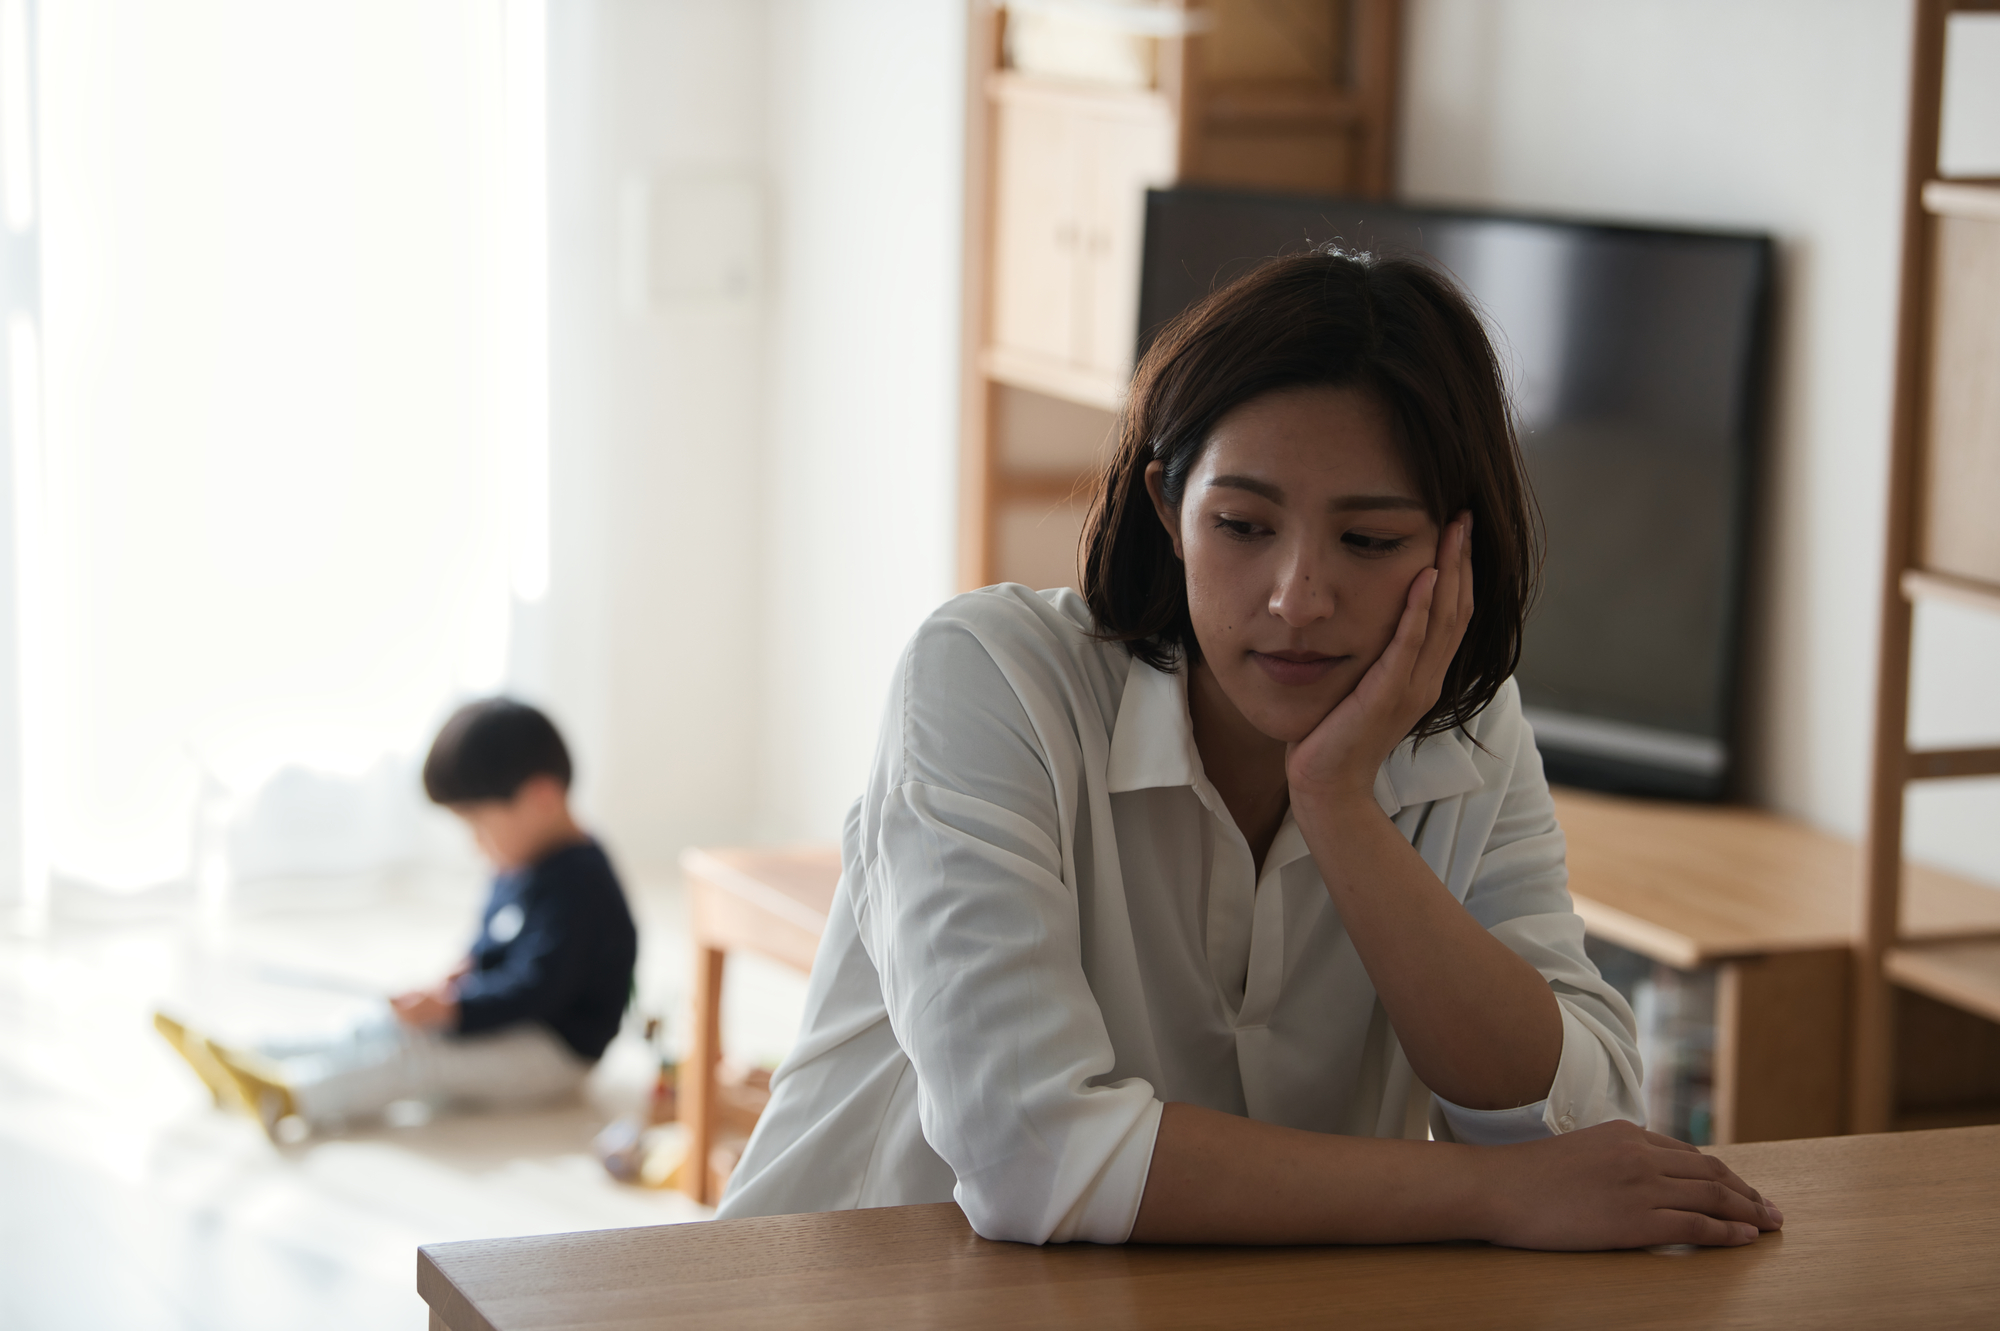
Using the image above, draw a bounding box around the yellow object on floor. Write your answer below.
[205,1039,301,1143]
[152,1011,246,1113]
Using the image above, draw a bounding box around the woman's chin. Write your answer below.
[1240,689,1355,746]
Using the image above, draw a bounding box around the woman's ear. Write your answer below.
[1143,460,1185,561]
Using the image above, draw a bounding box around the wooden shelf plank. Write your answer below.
[1905,859,2000,941]
[1923,178,2000,221]
[987,70,1172,120]
[1201,81,1364,128]
[1887,941,2000,1025]
[1907,746,2000,779]
[981,347,1126,412]
[1904,568,2000,613]
[992,468,1094,502]
[1553,787,2000,967]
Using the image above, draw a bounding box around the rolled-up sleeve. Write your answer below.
[851,618,1162,1244]
[1434,696,1646,1143]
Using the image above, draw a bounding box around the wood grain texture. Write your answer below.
[1906,746,2000,779]
[1919,211,2000,585]
[677,847,841,1206]
[1856,0,2000,1127]
[1895,985,2000,1112]
[957,1,1403,590]
[1552,787,2000,967]
[680,846,839,973]
[677,945,726,1206]
[1888,941,2000,1025]
[1713,950,1849,1143]
[955,2,1001,591]
[1924,179,2000,222]
[418,1127,2000,1331]
[1902,567,2000,614]
[1854,0,1954,1138]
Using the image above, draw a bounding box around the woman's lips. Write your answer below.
[1250,650,1347,687]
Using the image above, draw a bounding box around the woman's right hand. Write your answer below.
[1476,1119,1782,1249]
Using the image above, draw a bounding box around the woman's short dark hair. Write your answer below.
[423,698,573,805]
[1080,247,1540,742]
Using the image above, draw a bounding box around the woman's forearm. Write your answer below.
[1130,1102,1782,1249]
[1293,794,1562,1111]
[1130,1101,1488,1244]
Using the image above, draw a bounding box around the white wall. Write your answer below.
[756,0,966,842]
[1401,0,2000,886]
[543,0,773,877]
[543,0,965,866]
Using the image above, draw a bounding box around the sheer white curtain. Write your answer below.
[29,0,546,898]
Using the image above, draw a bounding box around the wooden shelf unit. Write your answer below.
[1554,788,2000,1143]
[1852,0,2000,1134]
[958,0,1403,592]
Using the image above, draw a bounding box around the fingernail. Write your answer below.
[1739,1223,1760,1243]
[1766,1205,1784,1226]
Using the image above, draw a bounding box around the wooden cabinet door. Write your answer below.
[991,97,1078,365]
[1078,107,1176,380]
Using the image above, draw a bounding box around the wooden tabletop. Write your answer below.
[418,1125,2000,1330]
[1552,787,2000,966]
[679,846,843,932]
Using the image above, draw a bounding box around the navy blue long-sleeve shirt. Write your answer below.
[455,838,637,1061]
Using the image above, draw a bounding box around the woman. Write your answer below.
[718,250,1780,1250]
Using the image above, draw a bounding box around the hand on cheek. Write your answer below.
[1284,511,1475,805]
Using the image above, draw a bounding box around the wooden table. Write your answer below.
[418,1124,2000,1330]
[677,845,844,1204]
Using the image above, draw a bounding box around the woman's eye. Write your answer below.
[1341,532,1408,556]
[1213,516,1264,541]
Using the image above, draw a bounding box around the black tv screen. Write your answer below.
[1138,188,1772,801]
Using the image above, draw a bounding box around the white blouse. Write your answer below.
[717,585,1643,1244]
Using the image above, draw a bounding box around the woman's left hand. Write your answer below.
[1286,511,1474,805]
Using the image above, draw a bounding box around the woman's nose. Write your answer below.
[1267,539,1336,628]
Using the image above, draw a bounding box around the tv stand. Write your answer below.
[1553,787,2000,1142]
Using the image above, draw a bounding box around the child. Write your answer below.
[156,698,639,1141]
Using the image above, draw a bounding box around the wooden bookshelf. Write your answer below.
[1851,0,2000,1133]
[958,0,1403,592]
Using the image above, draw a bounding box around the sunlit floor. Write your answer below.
[0,867,810,1331]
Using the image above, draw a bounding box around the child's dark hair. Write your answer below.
[1080,247,1540,741]
[423,698,573,804]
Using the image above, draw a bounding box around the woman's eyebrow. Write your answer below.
[1208,475,1424,513]
[1208,473,1284,502]
[1331,494,1426,513]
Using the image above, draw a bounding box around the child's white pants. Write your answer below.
[262,1009,591,1126]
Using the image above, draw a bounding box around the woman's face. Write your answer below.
[1147,383,1441,744]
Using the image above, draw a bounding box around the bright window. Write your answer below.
[31,0,546,893]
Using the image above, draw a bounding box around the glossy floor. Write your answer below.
[0,869,809,1330]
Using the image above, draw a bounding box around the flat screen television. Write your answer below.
[1138,187,1772,800]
